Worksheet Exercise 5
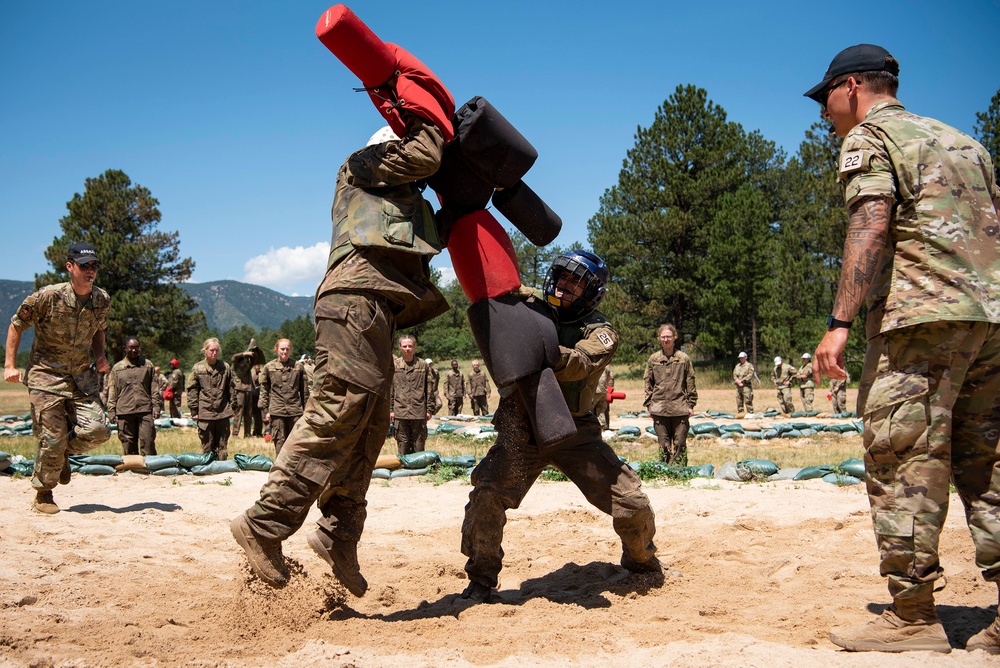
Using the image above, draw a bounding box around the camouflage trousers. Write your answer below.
[29,389,111,491]
[832,386,848,414]
[858,321,1000,601]
[777,387,795,413]
[736,385,754,413]
[799,386,814,411]
[167,396,182,419]
[652,414,690,465]
[242,291,394,546]
[232,390,254,438]
[394,418,426,456]
[462,394,657,588]
[198,418,230,461]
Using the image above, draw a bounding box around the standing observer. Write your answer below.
[107,336,162,456]
[258,338,307,457]
[643,324,698,465]
[807,44,1000,654]
[186,337,235,461]
[389,335,433,456]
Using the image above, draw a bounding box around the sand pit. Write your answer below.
[1,469,997,667]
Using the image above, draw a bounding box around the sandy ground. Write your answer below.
[1,467,998,667]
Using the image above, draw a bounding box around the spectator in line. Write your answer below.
[643,323,698,465]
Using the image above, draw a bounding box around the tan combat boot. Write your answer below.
[230,515,288,587]
[33,490,60,514]
[308,529,367,597]
[966,585,1000,654]
[830,597,951,653]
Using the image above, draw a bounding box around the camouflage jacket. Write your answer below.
[466,369,491,398]
[258,358,306,417]
[644,349,698,417]
[167,368,185,394]
[390,357,433,419]
[796,362,815,388]
[11,282,110,398]
[838,100,1000,338]
[733,361,755,386]
[186,359,234,420]
[771,364,796,388]
[444,370,465,399]
[317,112,449,330]
[107,356,162,417]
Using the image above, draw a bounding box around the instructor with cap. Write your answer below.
[807,44,1000,654]
[795,353,815,411]
[732,351,755,415]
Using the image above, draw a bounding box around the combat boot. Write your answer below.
[830,597,950,653]
[59,457,72,485]
[230,515,288,587]
[460,581,495,604]
[307,529,367,597]
[967,586,1000,654]
[621,554,662,574]
[33,490,60,514]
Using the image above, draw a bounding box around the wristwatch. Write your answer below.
[827,315,852,330]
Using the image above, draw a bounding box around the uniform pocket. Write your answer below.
[381,199,416,247]
[863,364,930,464]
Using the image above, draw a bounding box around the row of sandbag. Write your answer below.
[0,452,277,477]
[429,423,496,439]
[617,410,857,420]
[686,420,863,438]
[714,457,866,485]
[371,451,477,479]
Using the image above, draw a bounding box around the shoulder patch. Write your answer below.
[839,149,869,175]
[596,331,614,350]
[17,304,33,322]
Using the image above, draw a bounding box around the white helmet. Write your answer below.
[738,352,747,358]
[367,126,400,146]
[774,356,782,365]
[802,353,812,359]
[425,358,433,365]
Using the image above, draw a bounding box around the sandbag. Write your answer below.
[467,294,559,386]
[116,455,148,472]
[234,454,274,472]
[767,468,803,481]
[450,211,521,303]
[190,460,241,476]
[78,464,117,476]
[440,455,476,467]
[176,452,215,469]
[799,428,817,437]
[84,454,123,467]
[616,426,641,436]
[718,424,745,434]
[434,423,461,433]
[153,418,173,429]
[151,467,186,477]
[371,468,392,479]
[690,422,719,435]
[837,458,865,478]
[715,462,742,481]
[398,451,440,469]
[390,466,429,478]
[145,454,179,472]
[793,465,834,481]
[491,181,562,247]
[375,454,403,471]
[736,459,779,480]
[779,429,803,438]
[822,472,863,485]
[515,368,577,448]
[7,461,35,476]
[790,422,814,431]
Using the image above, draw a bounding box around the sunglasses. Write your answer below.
[75,261,100,270]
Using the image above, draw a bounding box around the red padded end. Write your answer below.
[448,210,521,302]
[370,43,455,143]
[315,5,395,88]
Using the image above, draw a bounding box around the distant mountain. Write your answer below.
[0,278,312,352]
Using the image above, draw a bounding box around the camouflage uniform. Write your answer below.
[644,348,698,465]
[231,346,263,438]
[840,100,1000,603]
[167,367,184,418]
[239,113,448,562]
[186,359,235,460]
[426,363,442,415]
[462,297,656,590]
[830,370,849,414]
[733,360,755,413]
[467,368,492,416]
[390,357,433,456]
[796,360,815,411]
[258,358,306,457]
[771,362,796,413]
[593,367,614,430]
[10,282,112,490]
[107,355,162,456]
[445,369,465,415]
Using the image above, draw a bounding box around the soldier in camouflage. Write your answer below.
[166,358,184,418]
[732,351,755,414]
[808,44,1000,654]
[444,359,465,415]
[425,358,442,415]
[390,335,433,456]
[770,356,796,414]
[461,251,659,603]
[107,336,162,456]
[796,353,815,411]
[231,339,264,438]
[258,339,306,457]
[4,242,112,514]
[644,323,698,465]
[232,114,449,597]
[186,337,235,460]
[466,360,492,416]
[830,370,850,415]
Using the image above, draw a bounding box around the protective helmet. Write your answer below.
[367,126,400,146]
[802,352,812,359]
[170,358,180,368]
[425,358,433,365]
[738,352,747,359]
[543,250,609,320]
[774,356,782,365]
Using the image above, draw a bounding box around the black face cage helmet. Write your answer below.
[543,250,609,320]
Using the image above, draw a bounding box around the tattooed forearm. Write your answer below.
[832,196,891,319]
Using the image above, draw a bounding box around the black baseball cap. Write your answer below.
[804,44,899,103]
[67,241,99,264]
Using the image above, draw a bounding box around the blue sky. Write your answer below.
[2,1,998,297]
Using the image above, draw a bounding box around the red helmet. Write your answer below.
[170,359,180,368]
